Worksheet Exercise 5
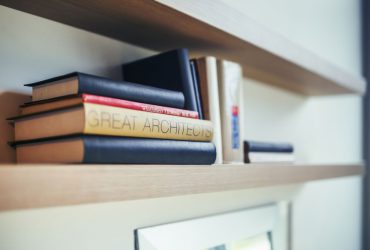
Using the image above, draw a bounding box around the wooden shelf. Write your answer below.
[0,0,366,95]
[0,163,364,211]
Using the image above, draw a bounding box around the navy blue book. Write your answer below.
[244,140,294,153]
[122,49,198,112]
[190,60,204,119]
[25,72,185,109]
[16,135,217,164]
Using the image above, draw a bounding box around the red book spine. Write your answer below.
[82,94,199,119]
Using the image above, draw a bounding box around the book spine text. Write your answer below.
[83,103,213,141]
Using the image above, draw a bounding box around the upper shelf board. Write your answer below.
[0,0,366,95]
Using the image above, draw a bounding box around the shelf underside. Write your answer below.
[0,0,366,95]
[0,163,364,211]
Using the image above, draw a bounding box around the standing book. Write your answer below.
[194,57,223,164]
[190,60,204,119]
[217,60,243,163]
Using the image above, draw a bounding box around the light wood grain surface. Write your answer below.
[0,163,364,211]
[0,0,366,95]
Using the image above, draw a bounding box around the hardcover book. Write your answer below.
[194,57,223,164]
[20,94,199,119]
[122,49,198,112]
[11,103,213,142]
[190,59,204,119]
[217,60,243,163]
[15,135,216,164]
[25,72,185,108]
[245,152,295,163]
[243,140,294,163]
[244,140,294,153]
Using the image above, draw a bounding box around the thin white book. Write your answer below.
[247,152,295,163]
[217,60,244,163]
[195,57,223,164]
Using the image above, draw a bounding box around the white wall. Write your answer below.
[0,1,363,250]
[0,6,152,93]
[222,0,362,250]
[220,0,361,75]
[0,186,300,250]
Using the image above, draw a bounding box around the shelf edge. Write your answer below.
[0,163,364,212]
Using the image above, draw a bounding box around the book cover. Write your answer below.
[190,59,204,119]
[217,60,243,163]
[16,135,217,164]
[21,94,199,119]
[195,57,223,164]
[245,152,295,163]
[12,103,213,142]
[122,49,198,112]
[244,140,294,153]
[25,72,185,108]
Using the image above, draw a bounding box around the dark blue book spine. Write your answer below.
[177,49,198,112]
[122,49,198,112]
[244,140,294,153]
[77,73,185,109]
[190,60,203,119]
[25,72,185,109]
[83,136,216,164]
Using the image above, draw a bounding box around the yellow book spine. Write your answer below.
[83,103,213,141]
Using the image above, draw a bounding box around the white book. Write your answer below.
[247,152,295,163]
[217,60,243,163]
[195,57,223,164]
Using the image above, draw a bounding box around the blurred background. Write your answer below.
[0,0,366,249]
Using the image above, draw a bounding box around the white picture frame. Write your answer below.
[136,203,288,250]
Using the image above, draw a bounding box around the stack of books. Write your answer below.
[10,49,263,165]
[10,49,218,164]
[243,140,295,163]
